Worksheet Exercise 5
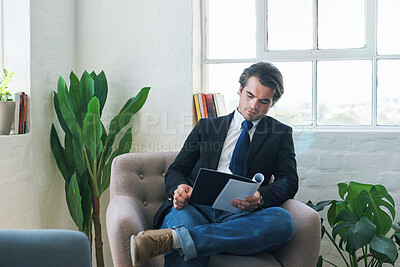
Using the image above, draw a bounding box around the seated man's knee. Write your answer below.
[272,208,293,245]
[162,205,204,229]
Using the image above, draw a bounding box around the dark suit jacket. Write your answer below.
[153,112,299,228]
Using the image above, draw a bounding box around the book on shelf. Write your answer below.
[12,92,28,134]
[193,92,228,122]
[213,93,228,117]
[205,93,216,118]
[193,94,201,122]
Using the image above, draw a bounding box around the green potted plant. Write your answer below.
[50,70,150,267]
[0,69,15,135]
[308,181,400,267]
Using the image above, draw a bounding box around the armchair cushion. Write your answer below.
[0,229,91,267]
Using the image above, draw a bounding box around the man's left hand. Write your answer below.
[231,191,261,212]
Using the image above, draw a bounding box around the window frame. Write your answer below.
[201,0,400,130]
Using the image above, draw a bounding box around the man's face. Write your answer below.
[237,76,275,121]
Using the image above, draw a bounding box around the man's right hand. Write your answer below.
[173,184,193,210]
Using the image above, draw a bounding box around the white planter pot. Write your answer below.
[0,101,16,135]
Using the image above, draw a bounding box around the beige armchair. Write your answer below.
[106,152,321,267]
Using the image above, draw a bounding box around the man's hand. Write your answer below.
[173,184,193,210]
[231,191,261,212]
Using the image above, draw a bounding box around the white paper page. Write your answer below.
[212,173,264,213]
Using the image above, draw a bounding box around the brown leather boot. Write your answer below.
[130,228,174,266]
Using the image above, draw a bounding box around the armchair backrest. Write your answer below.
[110,152,178,228]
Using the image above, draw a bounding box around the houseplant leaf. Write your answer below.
[83,97,103,164]
[354,186,395,236]
[99,127,132,195]
[57,76,82,141]
[66,173,84,232]
[338,183,348,200]
[64,134,76,175]
[306,200,334,212]
[77,172,93,236]
[50,124,71,183]
[72,137,86,177]
[393,222,400,246]
[79,71,95,118]
[93,71,108,115]
[333,213,376,254]
[53,91,72,137]
[68,71,83,127]
[370,235,398,264]
[107,87,150,143]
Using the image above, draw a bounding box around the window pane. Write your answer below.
[267,0,313,50]
[317,60,372,125]
[208,0,256,59]
[377,60,400,125]
[208,63,254,112]
[269,62,312,125]
[377,0,400,55]
[318,0,365,49]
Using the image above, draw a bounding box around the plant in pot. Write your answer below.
[0,69,15,135]
[307,181,400,267]
[50,70,150,267]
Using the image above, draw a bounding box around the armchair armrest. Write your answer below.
[106,196,148,267]
[273,199,321,267]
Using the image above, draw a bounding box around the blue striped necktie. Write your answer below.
[229,120,254,176]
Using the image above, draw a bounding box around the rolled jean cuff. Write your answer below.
[174,225,197,261]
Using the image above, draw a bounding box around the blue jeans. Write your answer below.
[160,204,293,267]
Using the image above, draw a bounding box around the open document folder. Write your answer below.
[188,168,264,213]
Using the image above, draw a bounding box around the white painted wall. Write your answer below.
[0,0,76,231]
[75,1,193,266]
[0,1,399,267]
[1,0,192,266]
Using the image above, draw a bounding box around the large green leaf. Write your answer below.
[338,183,348,200]
[354,187,395,236]
[333,213,376,254]
[66,174,84,231]
[93,71,108,115]
[83,97,103,164]
[306,200,333,212]
[72,137,86,177]
[107,87,150,143]
[64,134,75,174]
[393,222,400,246]
[370,235,398,264]
[77,173,93,233]
[327,200,348,227]
[79,71,95,119]
[99,127,132,195]
[346,181,375,201]
[69,71,83,127]
[89,71,97,80]
[50,125,71,182]
[57,76,82,141]
[53,91,72,137]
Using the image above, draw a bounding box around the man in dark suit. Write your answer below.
[130,62,299,267]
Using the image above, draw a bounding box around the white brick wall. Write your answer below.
[294,131,400,266]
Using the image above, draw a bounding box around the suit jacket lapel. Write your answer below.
[245,116,271,173]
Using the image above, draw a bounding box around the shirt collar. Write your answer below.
[233,108,263,130]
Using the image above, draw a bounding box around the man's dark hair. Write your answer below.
[239,62,284,103]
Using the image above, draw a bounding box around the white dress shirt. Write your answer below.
[216,109,262,174]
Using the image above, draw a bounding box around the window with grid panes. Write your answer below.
[202,0,400,128]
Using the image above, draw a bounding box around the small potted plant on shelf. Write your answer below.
[0,69,15,135]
